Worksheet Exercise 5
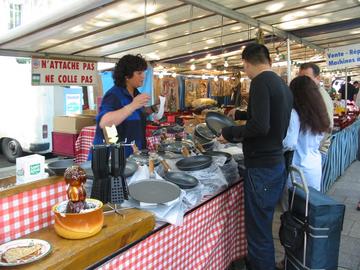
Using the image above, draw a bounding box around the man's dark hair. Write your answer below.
[299,62,320,77]
[113,54,147,88]
[346,76,351,82]
[290,76,330,134]
[354,81,359,85]
[241,43,271,65]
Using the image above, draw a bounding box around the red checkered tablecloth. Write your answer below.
[0,181,67,244]
[75,125,96,164]
[0,180,246,269]
[94,181,246,270]
[75,126,186,163]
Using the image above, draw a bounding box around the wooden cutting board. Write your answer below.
[8,208,155,270]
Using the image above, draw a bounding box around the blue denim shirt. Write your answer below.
[89,85,146,159]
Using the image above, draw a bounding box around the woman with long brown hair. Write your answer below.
[283,75,330,191]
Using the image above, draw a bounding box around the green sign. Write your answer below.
[30,163,41,175]
[32,74,40,85]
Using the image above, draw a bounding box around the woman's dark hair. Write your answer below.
[290,76,330,134]
[113,54,147,87]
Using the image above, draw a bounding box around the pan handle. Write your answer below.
[131,144,140,155]
[148,158,155,177]
[181,146,190,157]
[195,142,205,153]
[159,158,171,173]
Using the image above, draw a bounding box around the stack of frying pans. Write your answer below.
[193,123,216,151]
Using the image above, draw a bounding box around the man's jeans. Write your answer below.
[244,162,286,270]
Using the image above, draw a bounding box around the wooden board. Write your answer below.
[7,209,155,270]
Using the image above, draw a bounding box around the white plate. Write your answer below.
[0,239,51,266]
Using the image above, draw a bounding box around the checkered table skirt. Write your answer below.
[0,181,67,244]
[94,181,246,270]
[75,126,186,164]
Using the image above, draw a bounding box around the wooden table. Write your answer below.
[6,209,155,270]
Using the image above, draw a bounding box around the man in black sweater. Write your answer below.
[219,44,293,270]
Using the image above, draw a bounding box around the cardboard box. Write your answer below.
[82,109,97,116]
[53,115,96,134]
[16,154,45,184]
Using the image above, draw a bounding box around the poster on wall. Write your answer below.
[184,79,208,107]
[184,79,197,107]
[210,80,223,96]
[31,58,97,86]
[154,77,179,112]
[223,80,234,96]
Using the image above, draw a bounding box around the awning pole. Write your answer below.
[287,38,291,85]
[345,67,348,101]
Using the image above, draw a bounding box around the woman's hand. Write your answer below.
[129,93,150,111]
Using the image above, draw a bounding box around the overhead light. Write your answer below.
[224,59,229,68]
[190,63,196,71]
[158,72,164,79]
[202,74,207,80]
[214,76,218,82]
[223,76,229,81]
[206,62,212,69]
[171,72,177,78]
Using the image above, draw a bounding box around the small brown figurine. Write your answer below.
[64,165,88,213]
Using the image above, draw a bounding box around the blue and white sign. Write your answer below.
[64,87,83,115]
[326,44,360,69]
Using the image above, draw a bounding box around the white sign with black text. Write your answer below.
[326,44,360,69]
[31,58,98,86]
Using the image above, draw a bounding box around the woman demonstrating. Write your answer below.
[283,76,330,191]
[90,54,156,158]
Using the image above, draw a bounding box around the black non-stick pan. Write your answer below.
[176,155,212,171]
[47,159,75,176]
[204,151,232,164]
[194,142,232,164]
[205,111,236,137]
[80,160,138,179]
[159,159,199,189]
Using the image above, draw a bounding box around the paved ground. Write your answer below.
[229,160,360,270]
[273,160,360,270]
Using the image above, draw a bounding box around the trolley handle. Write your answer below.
[288,165,310,221]
[289,165,309,195]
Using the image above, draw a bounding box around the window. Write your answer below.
[9,3,22,29]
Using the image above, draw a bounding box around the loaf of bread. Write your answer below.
[1,244,42,263]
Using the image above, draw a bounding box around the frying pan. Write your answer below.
[159,159,199,189]
[175,148,213,171]
[194,142,232,164]
[80,160,139,179]
[205,111,236,137]
[47,159,75,176]
[159,140,195,154]
[195,123,216,140]
[128,159,181,204]
[128,145,160,166]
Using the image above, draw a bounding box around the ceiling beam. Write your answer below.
[179,0,324,52]
[0,49,119,63]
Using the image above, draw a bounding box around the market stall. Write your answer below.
[0,169,246,269]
